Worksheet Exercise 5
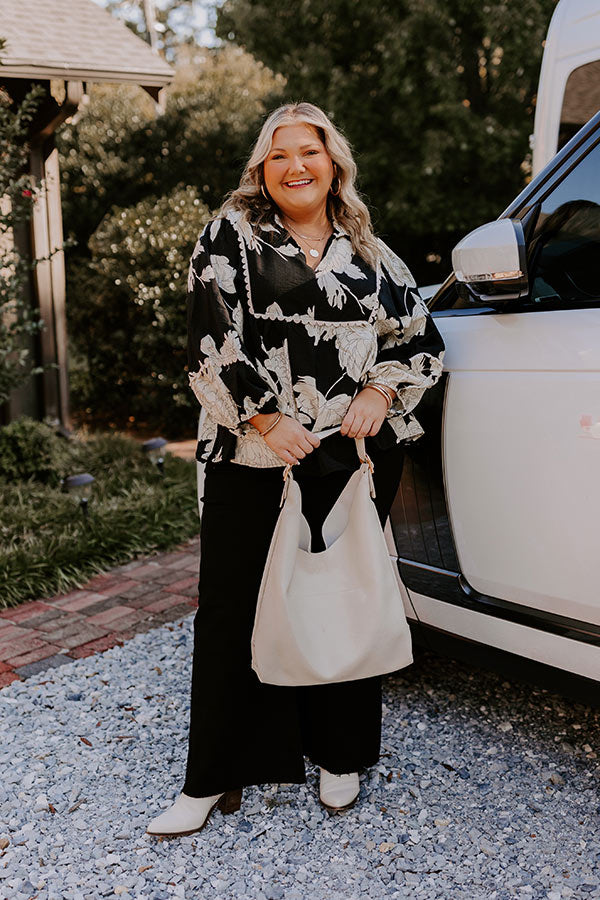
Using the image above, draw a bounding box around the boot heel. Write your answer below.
[217,788,242,814]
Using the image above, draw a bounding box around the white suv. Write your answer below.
[392,106,600,704]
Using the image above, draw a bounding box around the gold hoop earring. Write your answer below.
[330,176,341,197]
[261,183,270,201]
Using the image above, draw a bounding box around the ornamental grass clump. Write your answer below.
[0,420,200,608]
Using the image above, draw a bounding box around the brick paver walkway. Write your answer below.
[0,536,200,688]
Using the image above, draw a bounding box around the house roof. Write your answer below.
[0,0,173,86]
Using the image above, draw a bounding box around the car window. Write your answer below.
[528,143,600,306]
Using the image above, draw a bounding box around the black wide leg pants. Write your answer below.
[182,442,404,797]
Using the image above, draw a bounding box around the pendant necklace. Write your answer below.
[284,220,331,258]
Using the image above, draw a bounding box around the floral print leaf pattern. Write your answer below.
[191,237,204,262]
[277,243,301,257]
[316,270,346,309]
[189,369,243,434]
[325,238,367,282]
[231,427,286,467]
[187,262,196,293]
[231,302,244,336]
[313,392,353,432]
[263,340,294,407]
[293,376,352,431]
[210,218,222,242]
[304,319,337,345]
[335,324,377,382]
[356,291,380,315]
[209,255,237,294]
[376,238,416,287]
[199,265,215,285]
[199,330,248,370]
[186,210,445,468]
[263,302,285,320]
[226,208,260,252]
[367,354,444,416]
[293,375,321,423]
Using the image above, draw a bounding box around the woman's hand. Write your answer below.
[340,387,392,439]
[249,413,320,465]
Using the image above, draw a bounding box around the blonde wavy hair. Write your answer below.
[220,102,380,268]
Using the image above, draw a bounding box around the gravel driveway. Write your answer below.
[0,616,598,899]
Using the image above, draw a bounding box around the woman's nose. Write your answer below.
[288,155,306,173]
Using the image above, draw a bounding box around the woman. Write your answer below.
[147,102,445,837]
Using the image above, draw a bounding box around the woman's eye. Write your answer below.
[271,154,285,160]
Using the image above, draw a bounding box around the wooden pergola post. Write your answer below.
[0,0,174,428]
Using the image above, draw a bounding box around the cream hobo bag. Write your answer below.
[250,436,413,686]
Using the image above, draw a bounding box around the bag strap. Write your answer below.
[281,432,375,496]
[354,436,374,471]
[355,437,376,498]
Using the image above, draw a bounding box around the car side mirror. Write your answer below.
[452,218,528,304]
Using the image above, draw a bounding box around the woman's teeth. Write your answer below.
[284,179,313,188]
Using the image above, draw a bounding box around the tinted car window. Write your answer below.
[528,143,600,305]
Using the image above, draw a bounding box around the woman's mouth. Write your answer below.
[283,178,314,189]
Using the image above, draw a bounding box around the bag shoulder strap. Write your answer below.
[282,435,375,497]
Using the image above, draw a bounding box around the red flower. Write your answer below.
[22,189,32,198]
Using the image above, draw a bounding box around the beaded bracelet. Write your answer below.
[365,383,394,409]
[258,411,283,437]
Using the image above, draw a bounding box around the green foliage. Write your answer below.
[0,418,69,485]
[217,0,557,282]
[0,429,199,607]
[0,63,45,404]
[57,46,283,432]
[66,185,211,433]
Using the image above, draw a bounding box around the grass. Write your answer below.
[0,432,200,608]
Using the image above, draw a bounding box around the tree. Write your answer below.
[0,39,45,406]
[217,0,557,283]
[103,0,216,59]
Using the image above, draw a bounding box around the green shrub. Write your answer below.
[66,185,211,435]
[0,417,68,485]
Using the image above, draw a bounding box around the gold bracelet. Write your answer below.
[365,383,393,409]
[258,412,283,437]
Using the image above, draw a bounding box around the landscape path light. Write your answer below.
[62,473,95,517]
[142,436,168,473]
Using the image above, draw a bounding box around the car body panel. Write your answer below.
[439,307,600,622]
[408,590,600,682]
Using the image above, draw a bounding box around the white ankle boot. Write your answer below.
[319,769,360,811]
[146,788,242,837]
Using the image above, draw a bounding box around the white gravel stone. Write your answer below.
[0,624,598,898]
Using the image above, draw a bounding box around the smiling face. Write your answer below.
[263,123,335,221]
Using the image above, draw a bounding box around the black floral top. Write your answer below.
[186,209,445,474]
